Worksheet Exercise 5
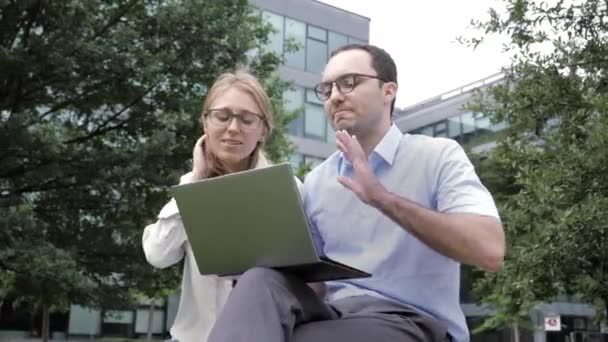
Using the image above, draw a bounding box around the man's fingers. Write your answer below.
[336,130,353,146]
[337,140,348,155]
[337,175,355,191]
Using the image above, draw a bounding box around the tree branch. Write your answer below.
[64,80,161,145]
[36,81,108,122]
[6,1,45,118]
[88,0,139,43]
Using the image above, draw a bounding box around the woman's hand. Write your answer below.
[192,135,206,180]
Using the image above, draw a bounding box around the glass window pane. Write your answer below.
[306,38,328,73]
[308,25,327,42]
[475,114,492,135]
[262,11,284,56]
[447,116,461,138]
[287,114,304,136]
[284,18,306,69]
[328,31,348,56]
[434,121,447,137]
[461,112,475,134]
[283,87,304,136]
[304,155,324,168]
[348,36,367,45]
[326,120,336,144]
[289,153,303,170]
[420,126,433,136]
[491,121,508,132]
[304,103,326,139]
[284,86,304,111]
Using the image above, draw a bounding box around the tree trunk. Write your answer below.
[41,305,50,342]
[146,302,155,341]
[604,297,608,342]
[29,310,36,337]
[511,321,520,342]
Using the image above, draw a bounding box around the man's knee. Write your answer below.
[237,267,284,287]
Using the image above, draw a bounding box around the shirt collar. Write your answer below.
[255,151,270,168]
[372,123,403,166]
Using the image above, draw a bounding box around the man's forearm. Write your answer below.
[370,189,505,271]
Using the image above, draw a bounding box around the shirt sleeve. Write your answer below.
[434,140,500,220]
[141,172,195,268]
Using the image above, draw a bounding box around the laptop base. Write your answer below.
[218,259,371,283]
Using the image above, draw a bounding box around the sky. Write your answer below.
[318,0,511,108]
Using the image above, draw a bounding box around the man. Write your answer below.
[207,44,505,342]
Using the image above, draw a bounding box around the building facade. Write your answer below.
[394,73,604,342]
[250,0,369,168]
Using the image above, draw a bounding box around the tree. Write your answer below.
[463,0,608,337]
[465,152,536,342]
[0,0,296,340]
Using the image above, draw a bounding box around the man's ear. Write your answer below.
[384,82,398,105]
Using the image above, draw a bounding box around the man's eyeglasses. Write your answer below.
[314,73,388,101]
[204,108,265,131]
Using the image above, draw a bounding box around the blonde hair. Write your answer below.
[199,70,273,178]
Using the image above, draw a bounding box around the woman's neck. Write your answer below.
[226,155,254,173]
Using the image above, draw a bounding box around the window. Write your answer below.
[474,112,490,128]
[348,36,367,45]
[262,11,284,56]
[304,89,328,141]
[304,155,325,168]
[306,25,328,73]
[289,153,304,170]
[461,112,476,135]
[492,121,508,132]
[283,87,304,136]
[304,103,326,139]
[434,121,447,137]
[475,113,508,133]
[326,120,335,144]
[328,31,348,56]
[447,116,461,139]
[308,25,327,41]
[284,18,306,69]
[420,125,433,136]
[285,87,305,111]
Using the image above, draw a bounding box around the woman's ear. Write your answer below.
[260,127,268,143]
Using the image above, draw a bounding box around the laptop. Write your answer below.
[170,163,371,283]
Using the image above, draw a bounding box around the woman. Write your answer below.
[142,70,276,342]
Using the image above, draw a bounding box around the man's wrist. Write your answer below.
[368,183,391,208]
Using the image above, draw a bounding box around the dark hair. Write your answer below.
[330,44,398,116]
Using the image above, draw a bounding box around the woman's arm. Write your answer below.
[142,173,196,268]
[142,198,188,268]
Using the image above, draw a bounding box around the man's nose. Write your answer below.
[328,83,344,103]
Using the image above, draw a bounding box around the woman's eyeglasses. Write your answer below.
[204,108,265,131]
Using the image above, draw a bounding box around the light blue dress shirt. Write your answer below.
[302,124,500,342]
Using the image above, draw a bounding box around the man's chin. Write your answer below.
[333,119,353,132]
